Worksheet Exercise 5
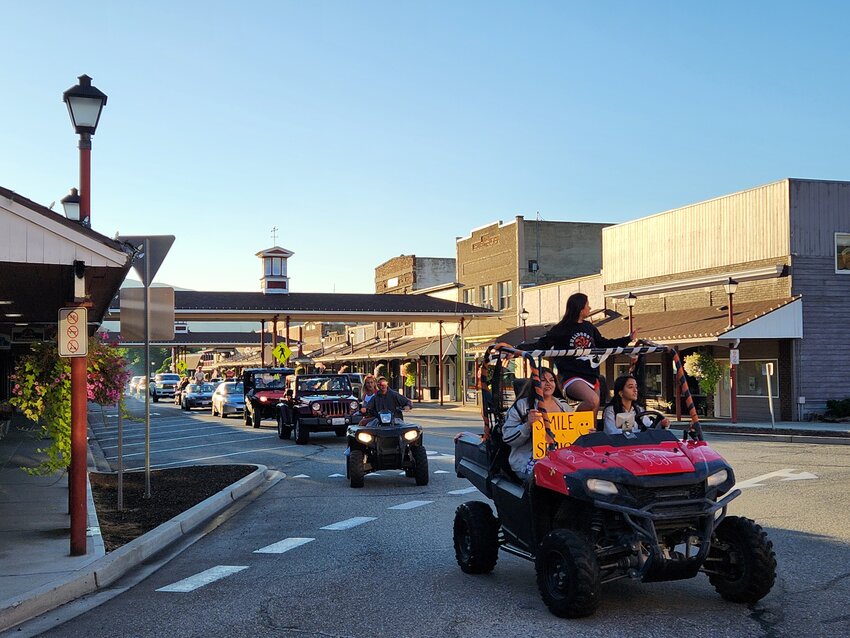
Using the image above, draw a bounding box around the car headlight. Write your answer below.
[586,478,619,496]
[349,400,359,411]
[357,432,373,444]
[707,469,728,488]
[311,402,321,411]
[259,396,268,403]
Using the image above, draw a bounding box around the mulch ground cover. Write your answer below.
[90,465,255,552]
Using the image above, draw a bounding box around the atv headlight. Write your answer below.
[349,400,359,411]
[586,478,619,496]
[311,402,321,411]
[707,469,728,489]
[403,430,419,441]
[357,432,373,444]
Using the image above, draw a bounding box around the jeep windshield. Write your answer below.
[296,376,352,395]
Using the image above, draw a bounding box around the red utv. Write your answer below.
[453,344,776,618]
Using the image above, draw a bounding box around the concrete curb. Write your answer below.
[0,463,279,633]
[703,431,850,445]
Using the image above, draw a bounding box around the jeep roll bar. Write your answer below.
[481,342,703,443]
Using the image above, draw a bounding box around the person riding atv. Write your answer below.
[453,343,776,618]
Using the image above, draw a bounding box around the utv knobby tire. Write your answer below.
[707,516,777,604]
[535,529,600,618]
[349,449,366,488]
[411,445,429,486]
[294,419,309,444]
[453,501,499,574]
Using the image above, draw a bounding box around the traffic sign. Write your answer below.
[59,307,88,357]
[272,343,292,364]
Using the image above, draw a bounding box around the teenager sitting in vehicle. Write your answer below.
[363,376,412,423]
[502,368,573,480]
[602,375,669,434]
[526,292,634,414]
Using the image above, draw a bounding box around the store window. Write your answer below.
[737,359,779,398]
[463,288,476,305]
[836,232,850,273]
[497,280,513,310]
[479,284,494,309]
[614,363,663,397]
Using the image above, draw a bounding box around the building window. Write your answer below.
[463,288,475,305]
[265,257,283,276]
[836,232,850,273]
[614,363,663,397]
[479,284,494,309]
[737,359,779,398]
[497,280,513,310]
[387,276,399,288]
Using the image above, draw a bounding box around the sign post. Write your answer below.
[729,348,739,424]
[763,362,776,430]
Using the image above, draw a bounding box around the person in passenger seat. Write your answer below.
[502,368,573,480]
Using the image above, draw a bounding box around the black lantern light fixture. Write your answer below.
[62,75,108,135]
[724,278,738,328]
[626,292,637,335]
[60,187,81,222]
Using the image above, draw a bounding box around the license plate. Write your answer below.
[331,418,346,426]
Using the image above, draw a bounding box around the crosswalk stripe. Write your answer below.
[320,517,376,531]
[388,500,433,510]
[434,470,449,474]
[254,537,315,554]
[156,565,248,592]
[448,487,478,495]
[328,473,344,478]
[292,474,310,478]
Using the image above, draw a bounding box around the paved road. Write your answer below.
[52,398,850,636]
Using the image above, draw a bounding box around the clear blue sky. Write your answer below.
[3,1,848,293]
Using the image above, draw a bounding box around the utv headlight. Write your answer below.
[403,430,419,441]
[586,478,619,496]
[349,400,359,411]
[311,402,321,411]
[707,469,729,489]
[357,432,373,444]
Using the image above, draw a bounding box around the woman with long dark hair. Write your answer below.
[602,375,669,434]
[529,292,634,414]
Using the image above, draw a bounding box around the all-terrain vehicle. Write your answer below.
[346,409,429,488]
[453,343,776,618]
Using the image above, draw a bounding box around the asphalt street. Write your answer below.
[37,397,850,637]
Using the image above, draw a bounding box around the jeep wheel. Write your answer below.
[411,445,429,486]
[277,415,292,440]
[453,501,499,574]
[244,409,252,427]
[707,516,776,604]
[294,419,309,444]
[535,529,600,618]
[251,411,261,428]
[349,449,365,488]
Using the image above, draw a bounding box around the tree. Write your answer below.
[683,349,723,417]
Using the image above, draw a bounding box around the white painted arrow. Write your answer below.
[736,468,818,490]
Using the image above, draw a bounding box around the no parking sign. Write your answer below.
[58,307,88,357]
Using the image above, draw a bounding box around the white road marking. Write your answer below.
[292,474,310,479]
[124,446,289,470]
[448,487,478,495]
[100,429,246,449]
[254,537,315,554]
[105,435,277,459]
[367,473,382,478]
[321,517,376,531]
[156,565,248,592]
[426,450,438,456]
[388,500,433,510]
[434,470,449,474]
[736,468,819,490]
[398,471,406,476]
[328,473,344,478]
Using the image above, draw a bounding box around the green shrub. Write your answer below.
[825,398,850,418]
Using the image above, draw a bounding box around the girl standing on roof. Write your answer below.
[529,292,635,415]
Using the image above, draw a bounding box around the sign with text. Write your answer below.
[532,411,596,459]
[730,349,740,365]
[58,307,88,357]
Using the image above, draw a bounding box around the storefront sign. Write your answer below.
[11,327,44,343]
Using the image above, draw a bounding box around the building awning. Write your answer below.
[411,336,457,357]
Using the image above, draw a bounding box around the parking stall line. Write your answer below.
[448,487,478,495]
[388,500,433,510]
[156,565,248,592]
[254,537,315,554]
[104,435,278,460]
[99,429,262,450]
[320,517,376,531]
[123,445,292,470]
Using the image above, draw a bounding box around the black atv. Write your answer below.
[345,410,429,488]
[453,344,776,618]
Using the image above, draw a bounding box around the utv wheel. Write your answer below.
[453,501,499,574]
[411,445,429,486]
[294,420,309,444]
[349,449,365,488]
[707,516,777,604]
[535,529,600,618]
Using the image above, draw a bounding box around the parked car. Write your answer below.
[150,373,181,403]
[276,373,360,444]
[128,376,144,396]
[211,381,245,418]
[181,382,215,411]
[243,367,295,428]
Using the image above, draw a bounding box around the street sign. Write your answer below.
[176,360,188,374]
[729,349,740,365]
[116,235,175,286]
[272,343,292,364]
[120,287,175,341]
[59,307,88,357]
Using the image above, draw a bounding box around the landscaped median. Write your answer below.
[0,463,282,633]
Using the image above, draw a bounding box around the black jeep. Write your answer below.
[242,367,294,428]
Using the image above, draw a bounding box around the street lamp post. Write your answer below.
[62,74,107,556]
[626,293,637,336]
[519,308,529,375]
[723,278,739,423]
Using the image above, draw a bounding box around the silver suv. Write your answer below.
[150,373,181,402]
